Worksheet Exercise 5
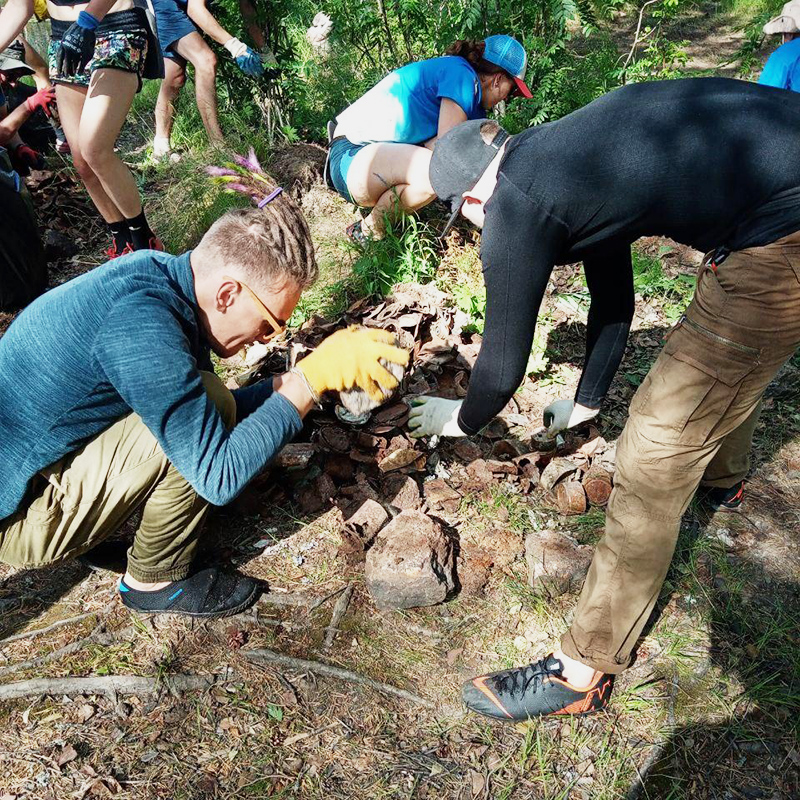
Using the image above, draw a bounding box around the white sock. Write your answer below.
[152,136,171,157]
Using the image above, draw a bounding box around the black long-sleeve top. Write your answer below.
[458,77,800,434]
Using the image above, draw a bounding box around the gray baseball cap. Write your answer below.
[0,41,32,75]
[429,119,510,238]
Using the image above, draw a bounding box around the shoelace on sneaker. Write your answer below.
[495,656,565,698]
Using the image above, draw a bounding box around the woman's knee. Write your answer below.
[199,371,236,429]
[81,139,116,174]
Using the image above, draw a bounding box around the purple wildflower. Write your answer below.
[205,165,239,177]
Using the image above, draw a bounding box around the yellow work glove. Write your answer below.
[295,326,409,404]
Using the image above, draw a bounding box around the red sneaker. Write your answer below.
[106,241,133,260]
[148,236,165,251]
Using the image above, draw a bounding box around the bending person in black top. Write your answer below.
[409,77,800,721]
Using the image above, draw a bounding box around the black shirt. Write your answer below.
[459,77,800,434]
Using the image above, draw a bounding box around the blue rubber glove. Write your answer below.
[56,11,98,77]
[236,49,264,77]
[223,37,264,78]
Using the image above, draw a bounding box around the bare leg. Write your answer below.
[173,32,223,145]
[345,143,436,236]
[154,56,186,148]
[79,69,142,218]
[55,82,125,223]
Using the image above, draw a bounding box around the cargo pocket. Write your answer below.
[631,316,759,447]
[666,316,759,445]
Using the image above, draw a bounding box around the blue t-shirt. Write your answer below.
[759,38,800,91]
[335,56,485,145]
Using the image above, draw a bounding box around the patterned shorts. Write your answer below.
[48,19,148,90]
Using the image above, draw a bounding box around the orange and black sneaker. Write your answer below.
[699,480,745,512]
[462,654,613,721]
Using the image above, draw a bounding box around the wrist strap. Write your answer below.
[289,367,321,408]
[77,11,100,30]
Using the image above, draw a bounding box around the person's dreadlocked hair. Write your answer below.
[445,39,506,78]
[194,200,318,292]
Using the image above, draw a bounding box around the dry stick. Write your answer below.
[0,627,116,680]
[0,601,115,648]
[243,648,433,707]
[625,675,678,800]
[0,673,221,702]
[322,584,354,650]
[308,584,349,615]
[621,0,662,74]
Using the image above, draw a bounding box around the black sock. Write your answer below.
[125,210,155,251]
[108,220,131,254]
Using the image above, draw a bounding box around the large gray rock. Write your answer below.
[525,530,594,596]
[365,511,456,610]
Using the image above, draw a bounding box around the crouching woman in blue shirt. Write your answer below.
[0,196,408,618]
[328,35,531,242]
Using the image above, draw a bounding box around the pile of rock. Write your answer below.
[235,282,616,610]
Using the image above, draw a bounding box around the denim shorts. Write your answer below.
[49,10,148,91]
[328,136,367,205]
[150,0,198,61]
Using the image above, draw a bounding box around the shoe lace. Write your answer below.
[495,657,562,698]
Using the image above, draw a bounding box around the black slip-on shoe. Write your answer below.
[699,480,745,512]
[119,567,261,618]
[462,654,613,721]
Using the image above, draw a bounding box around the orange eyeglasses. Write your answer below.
[227,276,286,342]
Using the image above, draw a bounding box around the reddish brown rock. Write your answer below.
[525,530,593,596]
[465,459,495,484]
[365,511,456,610]
[582,465,613,506]
[344,498,389,541]
[423,479,462,513]
[453,440,482,462]
[555,480,588,515]
[297,473,336,514]
[326,454,355,483]
[458,544,494,597]
[540,457,580,493]
[382,474,421,510]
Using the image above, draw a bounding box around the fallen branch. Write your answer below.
[0,625,117,679]
[243,647,432,707]
[0,673,221,702]
[323,584,354,650]
[0,602,113,647]
[308,584,350,615]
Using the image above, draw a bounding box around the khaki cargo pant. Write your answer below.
[562,231,800,674]
[0,372,235,583]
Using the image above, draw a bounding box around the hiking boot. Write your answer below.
[699,480,745,512]
[462,654,613,720]
[119,567,261,618]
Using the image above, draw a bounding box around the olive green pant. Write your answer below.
[0,372,236,583]
[562,231,800,674]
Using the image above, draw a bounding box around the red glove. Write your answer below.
[13,144,44,170]
[25,87,56,118]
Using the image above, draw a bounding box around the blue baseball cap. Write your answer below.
[482,35,532,98]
